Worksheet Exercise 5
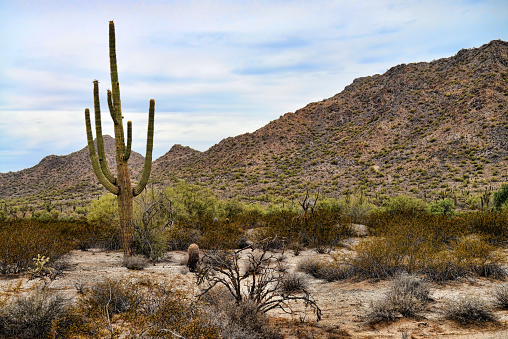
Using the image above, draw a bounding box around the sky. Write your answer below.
[0,0,507,173]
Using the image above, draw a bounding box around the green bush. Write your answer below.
[493,184,508,210]
[85,194,122,250]
[379,195,428,216]
[428,198,456,216]
[133,188,173,260]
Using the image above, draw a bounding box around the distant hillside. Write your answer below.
[1,40,508,210]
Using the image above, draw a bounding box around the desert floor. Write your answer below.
[2,243,508,338]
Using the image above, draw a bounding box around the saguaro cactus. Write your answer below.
[84,21,155,256]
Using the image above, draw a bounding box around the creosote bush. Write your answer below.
[0,220,78,275]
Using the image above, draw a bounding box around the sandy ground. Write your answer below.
[2,244,508,338]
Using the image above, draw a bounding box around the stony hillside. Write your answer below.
[2,40,508,210]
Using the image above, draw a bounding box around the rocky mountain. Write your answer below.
[2,40,508,209]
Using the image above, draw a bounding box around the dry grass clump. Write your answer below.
[493,285,508,309]
[0,287,69,339]
[122,255,149,270]
[443,296,497,325]
[297,258,355,282]
[366,274,431,324]
[280,273,308,294]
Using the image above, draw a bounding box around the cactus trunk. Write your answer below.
[84,21,155,257]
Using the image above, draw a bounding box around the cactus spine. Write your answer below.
[85,21,155,256]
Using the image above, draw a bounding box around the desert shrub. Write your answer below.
[83,194,123,250]
[84,278,142,315]
[198,219,245,250]
[379,195,428,216]
[494,285,508,310]
[236,202,265,229]
[87,193,118,225]
[448,235,505,279]
[217,198,245,221]
[390,273,432,303]
[197,241,322,322]
[262,202,352,250]
[340,191,376,224]
[298,258,354,282]
[279,273,308,294]
[166,224,201,250]
[298,258,326,278]
[366,274,431,323]
[63,277,220,338]
[0,287,69,339]
[0,220,77,275]
[133,187,173,260]
[334,215,504,282]
[165,181,218,224]
[443,296,496,325]
[428,198,456,216]
[462,211,508,244]
[201,287,280,339]
[493,285,508,309]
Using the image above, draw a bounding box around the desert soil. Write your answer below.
[2,242,508,338]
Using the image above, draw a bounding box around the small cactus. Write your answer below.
[187,244,200,272]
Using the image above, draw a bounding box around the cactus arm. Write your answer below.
[93,81,116,184]
[124,121,132,160]
[109,21,122,127]
[109,21,126,154]
[133,99,155,197]
[85,108,120,195]
[107,89,119,125]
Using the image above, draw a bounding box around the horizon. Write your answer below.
[1,0,507,173]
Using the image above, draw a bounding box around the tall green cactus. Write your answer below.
[85,21,155,256]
